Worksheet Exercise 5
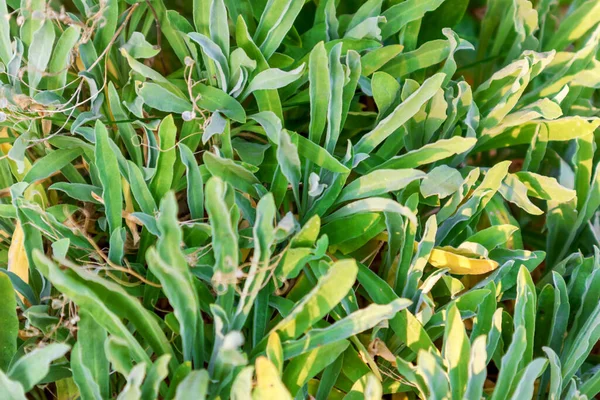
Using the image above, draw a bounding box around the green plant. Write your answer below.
[0,0,599,398]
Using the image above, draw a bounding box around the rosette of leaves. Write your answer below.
[0,0,599,399]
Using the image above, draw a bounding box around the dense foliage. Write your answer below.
[0,0,600,398]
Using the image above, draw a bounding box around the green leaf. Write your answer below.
[188,32,230,91]
[233,193,276,329]
[235,16,284,121]
[381,0,445,39]
[499,173,544,215]
[0,273,18,371]
[126,161,157,215]
[356,263,438,355]
[147,193,201,364]
[437,161,511,243]
[179,144,204,220]
[294,133,349,174]
[514,172,576,203]
[464,336,487,400]
[193,83,247,123]
[0,370,26,400]
[476,118,600,152]
[8,344,69,392]
[32,252,175,370]
[337,169,425,205]
[372,136,476,170]
[513,266,536,367]
[139,83,192,113]
[355,73,446,154]
[580,367,600,399]
[122,32,161,59]
[71,342,102,400]
[324,197,417,225]
[404,215,437,297]
[28,20,55,95]
[324,43,345,154]
[277,130,302,205]
[254,0,305,58]
[466,225,519,251]
[202,111,227,144]
[242,64,305,99]
[490,326,527,400]
[545,0,600,51]
[268,259,358,342]
[120,48,184,96]
[344,372,382,400]
[23,148,83,184]
[561,300,600,387]
[443,304,470,399]
[209,0,229,57]
[94,121,123,234]
[542,347,562,400]
[509,358,547,400]
[0,0,11,66]
[174,370,209,400]
[204,151,261,198]
[149,116,178,203]
[94,0,117,50]
[76,309,109,398]
[105,336,133,377]
[282,341,348,396]
[46,26,81,94]
[6,3,600,399]
[108,227,126,265]
[420,165,463,199]
[282,298,411,359]
[372,71,401,118]
[107,82,144,167]
[147,247,200,364]
[308,41,330,145]
[420,0,469,42]
[381,39,450,78]
[361,44,404,77]
[119,363,147,399]
[205,177,239,315]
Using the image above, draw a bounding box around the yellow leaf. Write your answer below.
[76,55,85,72]
[0,128,11,155]
[428,247,499,275]
[253,356,292,400]
[107,59,119,80]
[8,221,29,287]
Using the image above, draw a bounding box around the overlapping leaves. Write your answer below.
[0,0,599,399]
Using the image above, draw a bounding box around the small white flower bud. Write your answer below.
[182,110,196,121]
